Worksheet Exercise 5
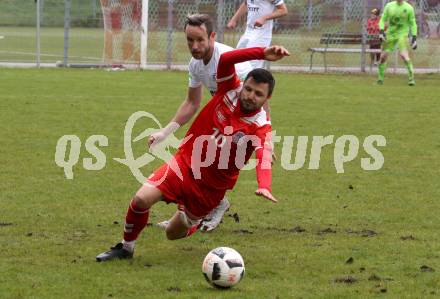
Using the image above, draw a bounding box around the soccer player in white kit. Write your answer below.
[227,0,288,69]
[153,14,253,232]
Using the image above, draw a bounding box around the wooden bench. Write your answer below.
[308,33,381,71]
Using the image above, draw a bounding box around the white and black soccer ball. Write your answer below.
[202,247,245,288]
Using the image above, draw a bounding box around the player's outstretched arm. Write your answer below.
[227,1,247,29]
[170,86,203,125]
[217,46,289,82]
[254,139,277,203]
[263,46,290,61]
[217,47,267,93]
[148,86,202,149]
[254,3,288,27]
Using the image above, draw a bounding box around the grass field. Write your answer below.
[1,26,440,69]
[1,69,440,298]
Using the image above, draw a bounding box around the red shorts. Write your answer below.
[146,156,226,218]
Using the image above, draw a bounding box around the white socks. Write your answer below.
[122,240,135,252]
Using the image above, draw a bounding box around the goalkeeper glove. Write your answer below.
[379,30,386,42]
[411,36,417,50]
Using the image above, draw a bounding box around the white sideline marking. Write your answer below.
[0,50,100,60]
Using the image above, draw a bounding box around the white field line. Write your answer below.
[0,50,101,61]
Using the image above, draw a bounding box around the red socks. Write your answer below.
[123,199,149,242]
[123,199,199,241]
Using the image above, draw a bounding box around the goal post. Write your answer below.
[140,0,148,69]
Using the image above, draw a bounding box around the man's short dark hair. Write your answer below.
[244,68,276,97]
[371,8,380,16]
[184,14,214,37]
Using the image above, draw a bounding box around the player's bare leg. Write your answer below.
[157,197,230,232]
[377,51,389,85]
[96,184,162,262]
[165,209,202,240]
[399,50,415,86]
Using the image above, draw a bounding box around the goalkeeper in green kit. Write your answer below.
[377,0,418,86]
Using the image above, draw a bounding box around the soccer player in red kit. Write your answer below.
[96,45,290,261]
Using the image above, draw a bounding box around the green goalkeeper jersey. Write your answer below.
[379,1,417,39]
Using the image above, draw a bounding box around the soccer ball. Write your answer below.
[202,247,245,288]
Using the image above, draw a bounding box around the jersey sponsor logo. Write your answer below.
[248,6,260,12]
[390,16,401,26]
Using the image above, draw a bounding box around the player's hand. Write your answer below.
[147,122,180,151]
[264,45,290,61]
[148,130,166,150]
[255,188,278,203]
[379,30,386,42]
[411,36,417,50]
[227,19,237,29]
[254,17,266,27]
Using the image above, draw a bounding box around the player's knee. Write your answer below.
[133,185,162,210]
[400,55,410,62]
[165,227,185,240]
[131,195,149,210]
[165,231,178,240]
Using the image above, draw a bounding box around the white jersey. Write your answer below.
[188,42,252,95]
[244,0,284,39]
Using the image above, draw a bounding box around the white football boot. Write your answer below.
[156,198,231,232]
[199,197,231,232]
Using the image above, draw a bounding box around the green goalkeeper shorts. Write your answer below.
[382,35,409,52]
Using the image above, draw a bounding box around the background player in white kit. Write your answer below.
[227,0,288,69]
[152,14,253,232]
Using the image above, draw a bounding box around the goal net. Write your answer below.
[100,0,145,66]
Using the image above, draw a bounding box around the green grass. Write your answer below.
[1,69,440,298]
[1,0,440,68]
[2,26,440,69]
[0,0,98,27]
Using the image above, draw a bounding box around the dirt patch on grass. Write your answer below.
[290,226,306,233]
[228,213,240,223]
[346,229,377,237]
[233,229,253,234]
[420,265,435,272]
[400,235,416,240]
[334,276,357,284]
[318,227,337,235]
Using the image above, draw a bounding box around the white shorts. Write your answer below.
[237,31,272,69]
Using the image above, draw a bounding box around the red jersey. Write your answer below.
[176,47,272,191]
[367,17,380,35]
